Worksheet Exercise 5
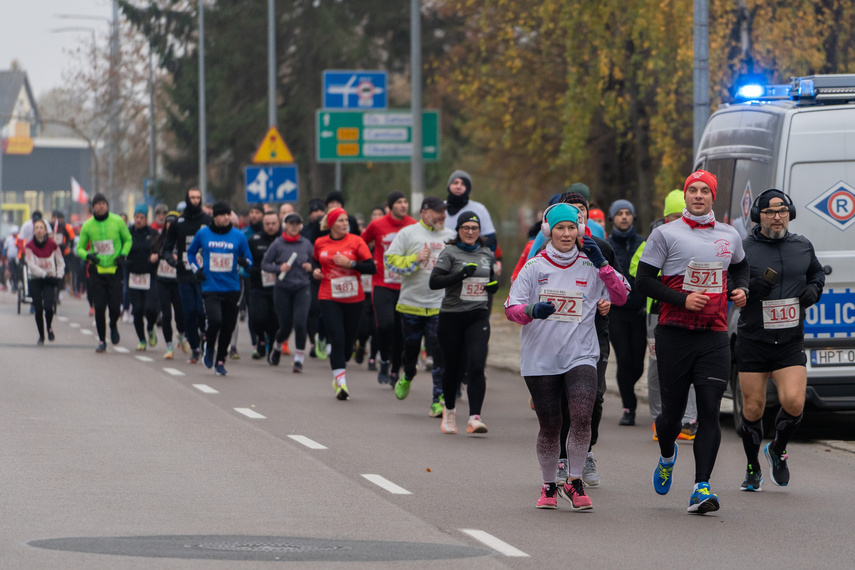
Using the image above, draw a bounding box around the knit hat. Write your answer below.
[308,199,326,213]
[165,211,180,223]
[663,189,684,217]
[326,207,347,228]
[455,211,481,230]
[608,199,636,220]
[91,193,108,206]
[212,202,231,217]
[546,203,579,229]
[326,190,346,207]
[588,208,605,225]
[566,182,591,201]
[446,170,472,193]
[683,170,717,201]
[284,213,303,225]
[387,191,407,210]
[561,192,588,210]
[757,189,788,210]
[134,204,148,217]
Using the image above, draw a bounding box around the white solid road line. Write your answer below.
[288,435,328,450]
[80,329,93,335]
[235,408,266,419]
[163,368,185,376]
[135,355,154,362]
[459,529,529,557]
[361,474,412,495]
[114,346,130,354]
[193,384,219,394]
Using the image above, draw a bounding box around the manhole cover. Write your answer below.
[28,535,494,562]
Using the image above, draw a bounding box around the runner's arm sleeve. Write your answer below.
[806,244,826,290]
[482,233,497,252]
[636,261,688,307]
[239,234,252,269]
[428,265,464,290]
[355,259,376,274]
[629,241,646,278]
[384,233,420,275]
[598,264,630,306]
[727,257,749,291]
[186,233,201,272]
[119,221,133,256]
[75,225,90,259]
[55,248,66,278]
[527,232,545,260]
[485,267,499,294]
[260,241,281,274]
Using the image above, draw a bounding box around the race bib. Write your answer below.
[54,234,65,246]
[361,274,373,293]
[331,275,358,299]
[383,270,402,285]
[683,260,723,294]
[93,240,115,255]
[262,271,277,287]
[157,260,176,278]
[128,272,151,290]
[762,298,799,329]
[539,288,584,322]
[209,252,233,272]
[460,277,488,302]
[35,257,55,272]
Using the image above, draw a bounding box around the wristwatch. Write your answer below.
[350,260,357,269]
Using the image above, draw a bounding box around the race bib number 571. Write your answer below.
[538,288,584,322]
[683,260,723,294]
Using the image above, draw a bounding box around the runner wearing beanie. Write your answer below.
[313,207,375,399]
[566,183,605,238]
[361,191,417,386]
[151,211,190,359]
[245,211,282,364]
[429,211,499,434]
[506,203,630,510]
[636,170,750,514]
[444,170,498,252]
[126,204,160,351]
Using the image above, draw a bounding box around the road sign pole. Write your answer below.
[410,0,424,214]
[335,161,342,191]
[268,0,276,128]
[198,0,207,196]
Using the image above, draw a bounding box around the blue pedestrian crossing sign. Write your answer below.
[323,70,387,109]
[245,165,299,203]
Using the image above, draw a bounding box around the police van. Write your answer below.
[693,74,855,429]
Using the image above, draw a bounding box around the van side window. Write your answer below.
[704,159,735,223]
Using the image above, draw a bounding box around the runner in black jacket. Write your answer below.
[126,205,160,351]
[735,189,824,491]
[246,211,281,361]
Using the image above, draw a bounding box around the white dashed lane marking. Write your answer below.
[135,355,154,362]
[235,408,266,419]
[361,474,411,495]
[193,384,219,394]
[70,323,80,328]
[459,529,529,557]
[163,368,185,376]
[80,329,93,335]
[114,346,130,354]
[288,435,327,450]
[58,317,68,322]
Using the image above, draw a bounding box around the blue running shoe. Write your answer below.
[653,443,678,495]
[215,361,228,376]
[687,482,720,514]
[203,349,214,369]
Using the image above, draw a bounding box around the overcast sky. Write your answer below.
[1,0,115,97]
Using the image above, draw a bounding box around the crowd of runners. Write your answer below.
[6,167,824,516]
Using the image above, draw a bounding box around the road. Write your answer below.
[2,293,854,569]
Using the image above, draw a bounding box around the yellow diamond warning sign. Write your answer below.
[252,126,295,164]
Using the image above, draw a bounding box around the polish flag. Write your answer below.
[71,176,89,204]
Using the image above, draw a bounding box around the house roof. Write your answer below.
[0,69,40,125]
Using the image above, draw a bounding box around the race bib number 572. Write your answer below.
[538,288,584,322]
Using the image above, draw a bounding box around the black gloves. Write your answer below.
[748,276,775,300]
[195,270,207,282]
[459,263,478,278]
[165,255,179,268]
[115,254,126,265]
[237,256,250,269]
[485,280,499,294]
[799,283,821,307]
[581,236,607,267]
[528,301,556,320]
[86,253,99,265]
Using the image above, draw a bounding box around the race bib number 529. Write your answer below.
[538,288,584,322]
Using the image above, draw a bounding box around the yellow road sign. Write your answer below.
[252,126,295,164]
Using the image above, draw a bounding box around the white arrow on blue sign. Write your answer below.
[323,70,387,109]
[245,165,299,203]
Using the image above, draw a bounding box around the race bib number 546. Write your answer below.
[538,288,584,322]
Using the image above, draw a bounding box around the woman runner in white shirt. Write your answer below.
[505,203,630,511]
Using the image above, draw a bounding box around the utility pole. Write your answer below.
[198,0,207,196]
[693,0,710,157]
[268,0,276,128]
[148,42,157,186]
[108,0,119,199]
[410,0,424,214]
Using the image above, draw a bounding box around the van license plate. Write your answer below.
[810,349,855,367]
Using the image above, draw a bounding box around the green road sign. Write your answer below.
[316,109,439,163]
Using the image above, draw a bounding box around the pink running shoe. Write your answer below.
[536,483,558,509]
[559,478,593,510]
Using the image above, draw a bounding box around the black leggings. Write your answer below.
[525,366,598,482]
[319,300,363,370]
[609,308,648,412]
[273,286,311,349]
[438,308,489,416]
[373,286,403,373]
[203,291,241,363]
[249,290,278,347]
[654,326,728,483]
[157,279,185,343]
[90,271,123,342]
[357,293,378,356]
[560,332,609,456]
[29,279,56,339]
[129,286,159,343]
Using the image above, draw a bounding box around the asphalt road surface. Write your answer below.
[2,293,854,569]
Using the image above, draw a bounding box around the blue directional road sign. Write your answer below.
[245,165,299,203]
[323,70,387,109]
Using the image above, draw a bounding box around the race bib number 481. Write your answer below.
[683,260,723,294]
[538,288,584,322]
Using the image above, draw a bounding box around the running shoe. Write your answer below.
[215,361,228,376]
[309,345,317,359]
[178,335,191,353]
[136,342,147,351]
[292,361,303,373]
[764,443,790,486]
[441,407,457,434]
[389,372,399,389]
[354,342,365,364]
[334,379,349,401]
[677,420,698,441]
[229,345,240,360]
[37,337,45,346]
[740,464,764,492]
[316,338,328,360]
[619,408,636,426]
[164,348,174,360]
[48,329,55,342]
[559,478,593,510]
[89,306,95,317]
[268,346,281,366]
[148,328,157,347]
[377,360,391,384]
[582,453,600,487]
[556,459,569,484]
[189,348,201,364]
[95,341,107,353]
[257,341,267,358]
[653,442,678,495]
[252,347,262,360]
[687,482,720,514]
[466,415,488,434]
[394,376,412,400]
[652,423,658,441]
[203,348,214,369]
[110,326,120,345]
[282,341,290,355]
[536,483,558,509]
[367,358,377,371]
[429,396,444,418]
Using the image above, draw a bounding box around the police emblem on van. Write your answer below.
[808,181,855,230]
